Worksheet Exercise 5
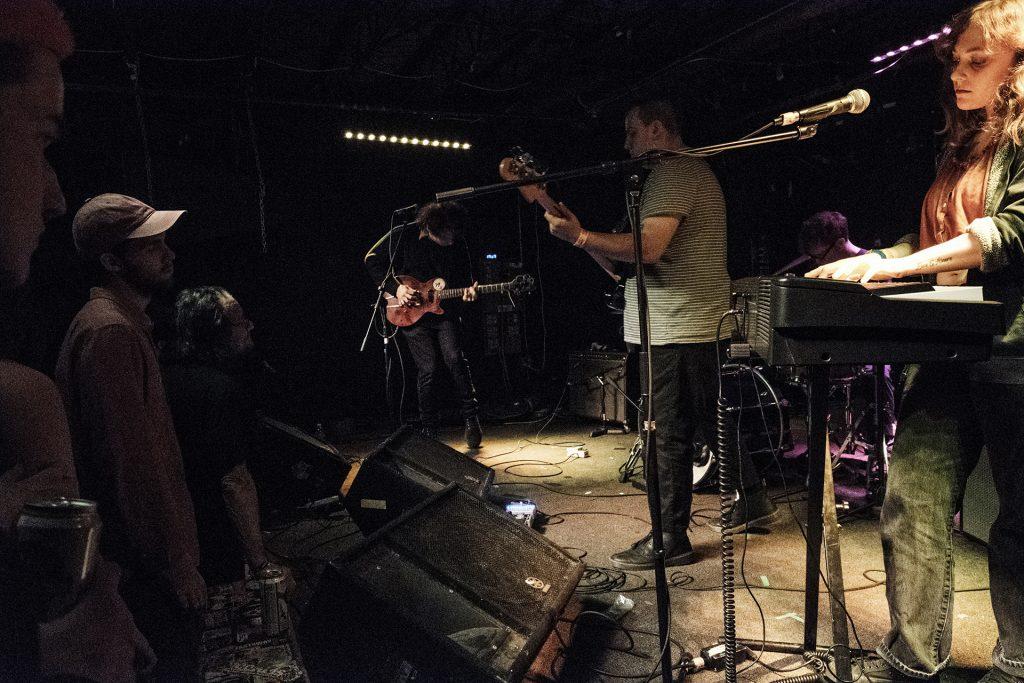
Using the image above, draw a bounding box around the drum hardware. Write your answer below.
[590,373,631,438]
[618,363,786,491]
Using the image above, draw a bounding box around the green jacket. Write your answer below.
[971,140,1024,356]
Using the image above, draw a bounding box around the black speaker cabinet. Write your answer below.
[344,425,495,534]
[300,484,584,682]
[250,416,350,517]
[564,351,629,425]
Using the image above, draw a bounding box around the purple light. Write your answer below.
[871,26,948,64]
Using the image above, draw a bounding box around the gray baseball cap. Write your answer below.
[72,193,185,259]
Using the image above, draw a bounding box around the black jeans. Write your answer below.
[403,317,479,429]
[633,341,761,534]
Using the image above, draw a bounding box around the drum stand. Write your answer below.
[590,370,631,438]
[726,366,869,683]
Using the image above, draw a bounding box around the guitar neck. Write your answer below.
[534,193,561,217]
[439,282,512,300]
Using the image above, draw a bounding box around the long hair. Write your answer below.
[936,0,1024,162]
[171,286,236,365]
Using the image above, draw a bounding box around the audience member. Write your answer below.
[163,286,283,585]
[55,193,204,678]
[0,2,153,679]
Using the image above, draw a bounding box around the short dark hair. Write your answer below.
[0,0,74,85]
[799,211,849,255]
[172,286,235,364]
[417,201,468,236]
[627,100,681,138]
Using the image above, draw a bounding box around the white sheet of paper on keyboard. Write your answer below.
[879,285,984,302]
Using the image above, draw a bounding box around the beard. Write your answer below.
[121,264,174,296]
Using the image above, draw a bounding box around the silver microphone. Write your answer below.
[774,89,871,126]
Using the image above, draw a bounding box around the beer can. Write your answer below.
[258,567,286,637]
[16,498,102,615]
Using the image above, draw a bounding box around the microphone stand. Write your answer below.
[433,123,819,683]
[359,215,419,354]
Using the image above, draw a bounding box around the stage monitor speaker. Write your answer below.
[344,425,495,534]
[250,416,350,517]
[300,484,584,682]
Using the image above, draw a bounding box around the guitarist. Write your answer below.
[364,202,483,448]
[544,100,777,570]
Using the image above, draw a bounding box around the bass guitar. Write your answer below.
[498,148,619,281]
[499,147,628,310]
[384,273,535,327]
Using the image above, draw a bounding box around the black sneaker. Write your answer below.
[464,416,482,449]
[856,657,938,683]
[420,426,439,441]
[609,532,697,570]
[712,487,780,533]
[978,668,1024,683]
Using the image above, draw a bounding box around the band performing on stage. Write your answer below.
[3,0,1024,682]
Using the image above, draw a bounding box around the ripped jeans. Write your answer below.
[878,362,1024,679]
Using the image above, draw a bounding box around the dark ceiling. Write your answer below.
[61,0,969,130]
[27,0,977,423]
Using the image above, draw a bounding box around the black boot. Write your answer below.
[713,485,780,533]
[609,532,696,570]
[464,416,482,449]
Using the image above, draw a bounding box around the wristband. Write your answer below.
[870,249,887,259]
[574,229,590,248]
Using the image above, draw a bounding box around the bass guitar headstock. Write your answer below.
[499,147,553,210]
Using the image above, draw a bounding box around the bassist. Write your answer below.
[364,202,483,448]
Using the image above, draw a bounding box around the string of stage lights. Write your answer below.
[870,25,951,64]
[343,130,471,149]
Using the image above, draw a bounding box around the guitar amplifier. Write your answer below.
[564,351,630,425]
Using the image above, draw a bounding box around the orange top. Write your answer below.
[919,147,995,285]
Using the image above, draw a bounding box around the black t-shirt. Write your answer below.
[364,228,473,321]
[162,361,253,584]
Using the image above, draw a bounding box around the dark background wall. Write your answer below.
[11,0,968,432]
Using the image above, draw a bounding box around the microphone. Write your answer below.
[774,89,870,126]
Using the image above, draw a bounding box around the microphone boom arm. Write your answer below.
[433,125,818,202]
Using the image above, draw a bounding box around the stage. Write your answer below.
[268,417,997,682]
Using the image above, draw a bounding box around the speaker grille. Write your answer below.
[383,426,494,495]
[380,488,578,632]
[304,485,583,682]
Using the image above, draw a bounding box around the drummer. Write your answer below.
[799,211,897,446]
[799,210,870,268]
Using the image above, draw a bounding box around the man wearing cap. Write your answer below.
[55,192,205,675]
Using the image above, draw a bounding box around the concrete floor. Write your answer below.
[271,418,998,682]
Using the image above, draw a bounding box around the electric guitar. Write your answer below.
[384,273,535,327]
[499,148,626,311]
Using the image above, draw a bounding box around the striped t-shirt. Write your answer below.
[622,155,731,345]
